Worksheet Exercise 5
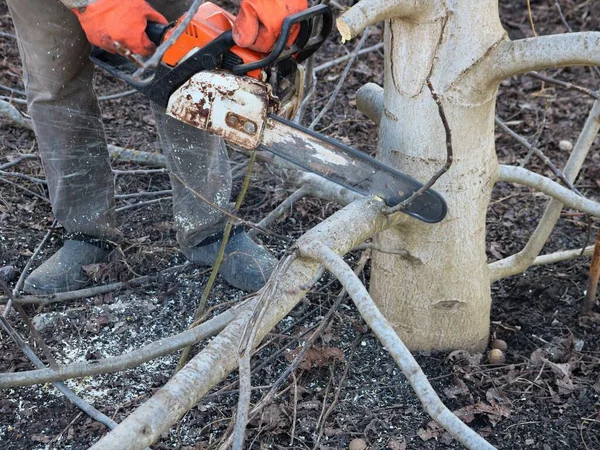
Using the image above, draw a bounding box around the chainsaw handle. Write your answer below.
[145,21,170,46]
[231,4,333,75]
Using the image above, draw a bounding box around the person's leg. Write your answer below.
[150,0,277,291]
[7,0,115,293]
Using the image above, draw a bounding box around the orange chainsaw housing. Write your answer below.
[161,2,264,80]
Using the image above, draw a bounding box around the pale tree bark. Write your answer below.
[340,0,600,351]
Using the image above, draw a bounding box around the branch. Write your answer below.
[355,82,383,125]
[299,242,495,450]
[495,116,580,193]
[314,43,383,73]
[531,245,593,266]
[89,197,397,450]
[0,315,118,430]
[490,100,600,281]
[497,165,600,217]
[0,99,32,129]
[336,0,436,41]
[0,303,237,388]
[248,186,310,238]
[477,32,600,87]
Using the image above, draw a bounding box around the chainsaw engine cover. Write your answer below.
[167,71,275,149]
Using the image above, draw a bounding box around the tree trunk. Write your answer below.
[369,1,506,351]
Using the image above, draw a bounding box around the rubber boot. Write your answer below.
[24,240,111,294]
[182,231,277,292]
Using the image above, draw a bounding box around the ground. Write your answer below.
[1,0,599,449]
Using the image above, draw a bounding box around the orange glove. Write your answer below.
[73,0,167,56]
[233,0,308,53]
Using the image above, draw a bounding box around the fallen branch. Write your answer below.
[0,315,118,430]
[299,241,495,450]
[0,99,31,129]
[0,264,190,305]
[248,186,310,238]
[497,165,600,217]
[531,245,593,266]
[0,303,238,388]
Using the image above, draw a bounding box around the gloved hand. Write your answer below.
[233,0,308,53]
[72,0,167,56]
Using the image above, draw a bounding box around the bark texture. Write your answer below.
[367,1,506,351]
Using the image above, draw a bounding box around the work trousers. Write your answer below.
[6,0,232,248]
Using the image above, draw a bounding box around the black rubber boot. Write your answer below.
[24,240,111,294]
[182,231,277,292]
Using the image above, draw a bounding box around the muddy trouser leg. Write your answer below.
[149,0,232,248]
[6,0,116,238]
[152,103,232,248]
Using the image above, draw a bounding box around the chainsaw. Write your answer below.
[91,2,447,223]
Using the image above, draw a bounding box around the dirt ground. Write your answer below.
[1,0,600,449]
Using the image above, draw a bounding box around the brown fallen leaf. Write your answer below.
[285,346,344,370]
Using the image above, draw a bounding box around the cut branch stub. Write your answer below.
[336,0,439,42]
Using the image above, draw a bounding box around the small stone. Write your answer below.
[558,140,573,151]
[31,312,60,332]
[349,438,367,450]
[488,348,506,365]
[0,265,17,283]
[491,339,507,352]
[525,438,535,446]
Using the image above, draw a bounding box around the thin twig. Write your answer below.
[0,264,190,306]
[248,186,310,238]
[99,90,138,101]
[495,116,581,194]
[314,43,383,72]
[4,222,55,317]
[0,177,48,202]
[383,79,453,214]
[313,332,363,449]
[115,197,171,212]
[112,168,168,176]
[0,170,46,184]
[526,71,600,100]
[309,29,370,130]
[115,189,172,199]
[0,84,25,96]
[0,154,37,170]
[582,231,600,314]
